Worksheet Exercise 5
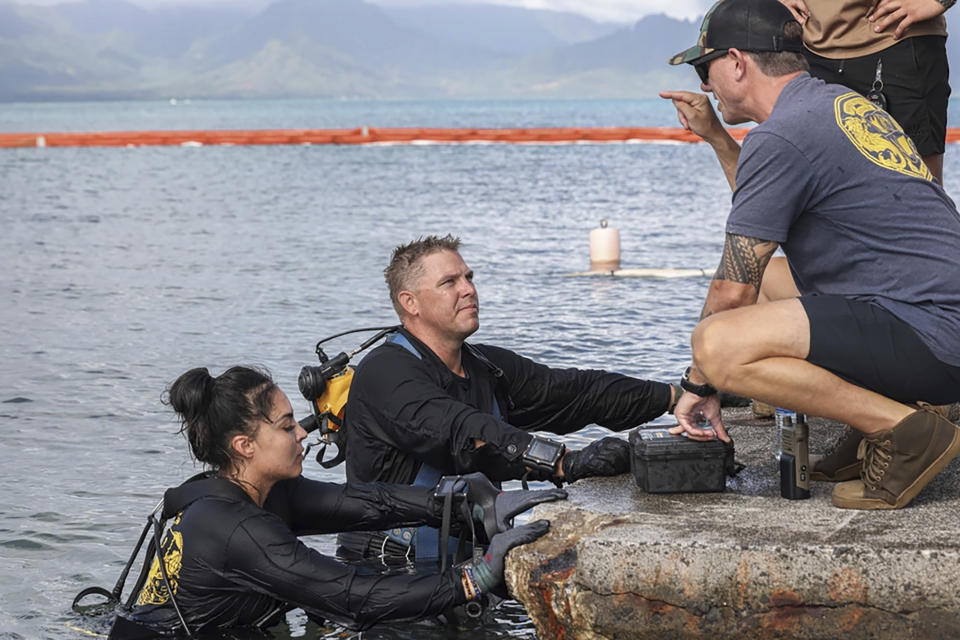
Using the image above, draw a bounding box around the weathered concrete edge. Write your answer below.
[506,502,960,639]
[575,515,960,611]
[504,411,960,639]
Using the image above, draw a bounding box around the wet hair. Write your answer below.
[747,23,808,76]
[384,234,461,317]
[166,366,278,470]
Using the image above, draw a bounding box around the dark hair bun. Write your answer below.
[166,366,276,469]
[168,367,215,422]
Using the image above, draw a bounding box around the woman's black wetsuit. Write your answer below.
[112,475,466,636]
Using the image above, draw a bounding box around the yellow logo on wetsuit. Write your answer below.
[834,92,932,180]
[136,514,184,606]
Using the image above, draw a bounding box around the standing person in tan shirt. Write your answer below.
[781,0,952,184]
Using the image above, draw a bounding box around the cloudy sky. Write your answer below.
[14,0,714,23]
[368,0,713,22]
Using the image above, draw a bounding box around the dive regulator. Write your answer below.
[298,325,400,468]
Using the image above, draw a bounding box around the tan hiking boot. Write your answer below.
[832,408,960,509]
[809,426,862,482]
[809,402,957,483]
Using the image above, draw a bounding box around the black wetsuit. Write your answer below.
[344,328,671,485]
[112,475,466,636]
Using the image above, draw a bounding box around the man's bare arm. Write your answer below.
[699,233,779,320]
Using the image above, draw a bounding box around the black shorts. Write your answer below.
[805,35,950,157]
[802,295,960,404]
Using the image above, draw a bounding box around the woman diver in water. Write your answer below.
[108,365,562,638]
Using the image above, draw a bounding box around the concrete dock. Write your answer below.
[505,408,960,639]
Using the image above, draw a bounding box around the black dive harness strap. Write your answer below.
[383,332,503,566]
[71,500,160,614]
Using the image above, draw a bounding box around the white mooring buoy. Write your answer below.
[589,219,621,272]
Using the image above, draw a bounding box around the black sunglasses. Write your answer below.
[694,50,729,84]
[695,63,709,84]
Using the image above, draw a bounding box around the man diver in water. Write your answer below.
[338,234,680,561]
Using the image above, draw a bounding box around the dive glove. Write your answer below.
[463,519,550,597]
[562,436,631,483]
[446,472,567,540]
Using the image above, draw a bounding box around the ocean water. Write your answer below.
[1,97,958,640]
[0,97,694,132]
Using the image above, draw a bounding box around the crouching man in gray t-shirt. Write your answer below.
[658,0,960,510]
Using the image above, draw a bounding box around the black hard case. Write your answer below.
[629,427,735,493]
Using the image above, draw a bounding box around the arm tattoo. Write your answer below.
[714,234,778,292]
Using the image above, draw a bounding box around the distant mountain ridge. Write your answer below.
[0,0,704,100]
[2,0,959,102]
[381,4,621,55]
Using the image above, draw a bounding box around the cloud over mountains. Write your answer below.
[3,0,959,102]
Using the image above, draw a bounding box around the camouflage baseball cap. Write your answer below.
[669,0,802,67]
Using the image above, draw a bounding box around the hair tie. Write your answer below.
[201,370,217,405]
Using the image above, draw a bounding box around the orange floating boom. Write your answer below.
[1,126,959,148]
[0,127,740,148]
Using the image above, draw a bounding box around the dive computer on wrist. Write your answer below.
[680,366,718,397]
[521,436,566,473]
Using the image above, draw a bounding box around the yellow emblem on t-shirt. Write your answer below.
[834,92,932,181]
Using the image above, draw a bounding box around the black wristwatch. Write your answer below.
[938,0,955,10]
[522,436,566,473]
[680,366,718,397]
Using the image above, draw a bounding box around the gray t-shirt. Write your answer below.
[727,72,960,366]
